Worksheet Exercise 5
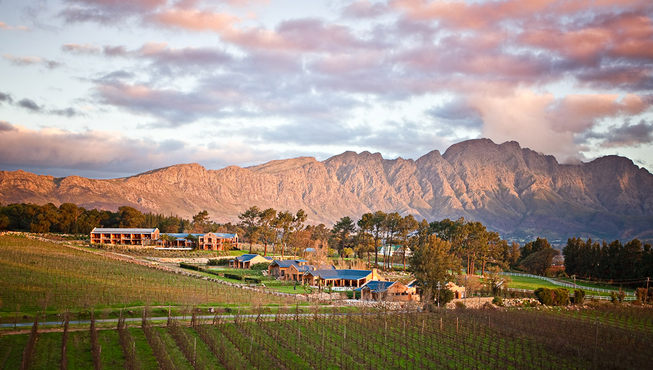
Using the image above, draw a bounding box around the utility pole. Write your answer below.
[572,275,576,289]
[437,282,441,308]
[647,277,650,304]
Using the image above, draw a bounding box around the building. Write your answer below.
[198,232,238,251]
[90,228,159,246]
[377,245,410,257]
[302,268,381,287]
[356,280,418,302]
[446,282,466,299]
[230,254,272,269]
[268,259,309,279]
[159,233,202,248]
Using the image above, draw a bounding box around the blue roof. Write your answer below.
[236,254,261,262]
[213,233,237,238]
[306,269,372,280]
[271,259,307,268]
[355,280,395,292]
[162,233,203,239]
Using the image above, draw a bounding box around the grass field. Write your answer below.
[0,235,291,314]
[2,306,651,369]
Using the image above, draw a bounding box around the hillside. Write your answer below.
[1,139,652,242]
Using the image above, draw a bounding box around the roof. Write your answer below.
[355,280,395,292]
[306,269,372,280]
[162,233,203,239]
[213,232,237,238]
[91,228,158,234]
[235,254,271,262]
[271,259,307,268]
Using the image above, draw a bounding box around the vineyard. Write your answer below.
[0,235,291,315]
[2,306,651,369]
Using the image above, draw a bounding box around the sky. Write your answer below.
[0,0,652,178]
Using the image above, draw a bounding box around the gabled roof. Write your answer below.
[235,254,271,262]
[271,259,307,268]
[355,280,396,292]
[162,233,203,239]
[305,269,372,280]
[236,254,261,262]
[91,228,158,234]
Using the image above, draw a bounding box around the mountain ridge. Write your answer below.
[1,138,652,242]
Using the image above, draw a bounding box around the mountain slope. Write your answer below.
[1,139,652,242]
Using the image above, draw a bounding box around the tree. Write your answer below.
[410,233,460,303]
[192,210,210,233]
[332,216,355,255]
[257,208,277,256]
[520,247,559,275]
[117,206,145,228]
[397,214,418,271]
[370,211,387,268]
[383,212,402,269]
[357,213,374,264]
[238,206,260,253]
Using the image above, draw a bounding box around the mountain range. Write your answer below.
[1,138,652,242]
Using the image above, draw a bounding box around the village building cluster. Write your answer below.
[90,227,463,303]
[90,227,238,250]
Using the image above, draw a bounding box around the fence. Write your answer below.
[502,272,635,296]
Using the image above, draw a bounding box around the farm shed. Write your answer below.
[355,280,418,302]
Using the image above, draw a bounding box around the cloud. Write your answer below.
[469,90,652,163]
[3,54,61,69]
[585,119,653,148]
[61,0,167,23]
[17,98,41,112]
[0,121,17,131]
[0,21,29,31]
[341,0,389,18]
[0,122,276,177]
[50,107,80,117]
[0,91,13,104]
[61,43,101,54]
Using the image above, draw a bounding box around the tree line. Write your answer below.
[563,237,653,286]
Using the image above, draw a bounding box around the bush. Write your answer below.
[636,288,648,304]
[436,288,455,305]
[250,262,270,271]
[534,288,555,306]
[492,296,504,307]
[244,277,261,284]
[207,258,230,266]
[554,288,570,306]
[455,301,466,310]
[572,289,585,305]
[617,290,625,303]
[610,292,618,303]
[179,262,201,271]
[224,273,244,280]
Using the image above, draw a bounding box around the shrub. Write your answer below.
[636,288,648,304]
[207,258,230,266]
[492,296,504,307]
[617,290,625,303]
[179,262,201,271]
[244,277,261,284]
[455,301,466,310]
[534,288,555,306]
[224,273,244,280]
[554,288,570,306]
[572,289,585,305]
[610,292,618,303]
[250,262,270,271]
[436,288,455,305]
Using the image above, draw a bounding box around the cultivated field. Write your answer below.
[0,235,291,314]
[2,306,651,369]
